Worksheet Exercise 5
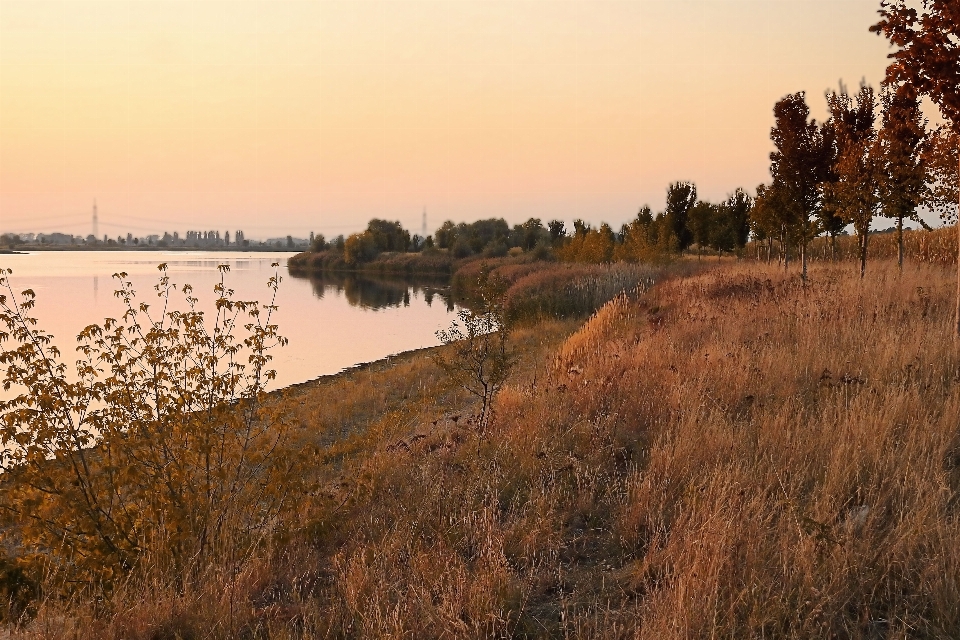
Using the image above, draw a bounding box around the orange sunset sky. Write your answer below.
[0,1,900,240]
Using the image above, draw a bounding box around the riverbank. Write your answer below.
[5,245,300,253]
[288,248,459,275]
[256,259,960,637]
[9,258,960,637]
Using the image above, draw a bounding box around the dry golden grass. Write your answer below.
[763,224,958,266]
[11,259,960,638]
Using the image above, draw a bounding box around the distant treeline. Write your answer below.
[292,183,755,273]
[292,74,957,278]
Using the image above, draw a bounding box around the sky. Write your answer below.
[0,0,908,240]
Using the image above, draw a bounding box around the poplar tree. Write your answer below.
[664,182,698,251]
[724,188,754,253]
[872,0,960,331]
[686,200,714,260]
[769,93,831,280]
[877,82,929,271]
[826,84,881,278]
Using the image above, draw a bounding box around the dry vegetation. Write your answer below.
[761,225,958,267]
[287,250,458,276]
[8,257,960,638]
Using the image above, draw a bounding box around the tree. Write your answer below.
[769,92,832,280]
[686,201,714,260]
[614,207,676,264]
[547,220,566,246]
[515,218,546,251]
[877,82,929,270]
[556,224,616,264]
[816,119,847,260]
[872,0,960,330]
[344,219,413,264]
[924,126,959,220]
[310,233,328,252]
[723,188,753,254]
[0,264,296,588]
[826,83,881,278]
[434,266,515,437]
[664,182,698,250]
[750,183,787,263]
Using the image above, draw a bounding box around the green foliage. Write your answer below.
[664,181,698,250]
[686,201,715,256]
[310,233,327,252]
[344,219,412,264]
[0,234,20,250]
[547,220,566,246]
[435,218,510,256]
[0,264,297,589]
[434,266,515,435]
[512,218,549,251]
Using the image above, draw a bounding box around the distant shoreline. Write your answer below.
[3,246,302,253]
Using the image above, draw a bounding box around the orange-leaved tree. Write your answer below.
[0,263,297,590]
[825,83,880,278]
[872,0,960,330]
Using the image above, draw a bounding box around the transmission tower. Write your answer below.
[92,200,99,238]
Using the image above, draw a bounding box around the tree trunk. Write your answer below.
[801,239,807,281]
[860,232,868,279]
[897,215,904,272]
[956,140,960,337]
[831,234,837,261]
[783,232,789,270]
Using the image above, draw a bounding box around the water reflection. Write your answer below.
[1,252,467,394]
[289,270,456,312]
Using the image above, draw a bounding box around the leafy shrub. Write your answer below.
[0,264,298,591]
[434,266,515,435]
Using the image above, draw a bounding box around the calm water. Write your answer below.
[0,251,461,393]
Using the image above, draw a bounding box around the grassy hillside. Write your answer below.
[9,258,960,638]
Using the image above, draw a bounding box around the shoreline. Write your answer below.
[275,343,441,399]
[3,246,301,253]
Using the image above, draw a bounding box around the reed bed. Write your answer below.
[455,260,684,324]
[287,249,458,275]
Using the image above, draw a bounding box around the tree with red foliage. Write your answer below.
[872,0,959,331]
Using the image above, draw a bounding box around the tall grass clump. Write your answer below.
[455,260,676,324]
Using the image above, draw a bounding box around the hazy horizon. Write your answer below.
[0,0,926,239]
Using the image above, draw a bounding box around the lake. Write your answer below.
[0,251,461,395]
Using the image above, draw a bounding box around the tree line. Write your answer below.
[305,182,755,268]
[752,82,937,280]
